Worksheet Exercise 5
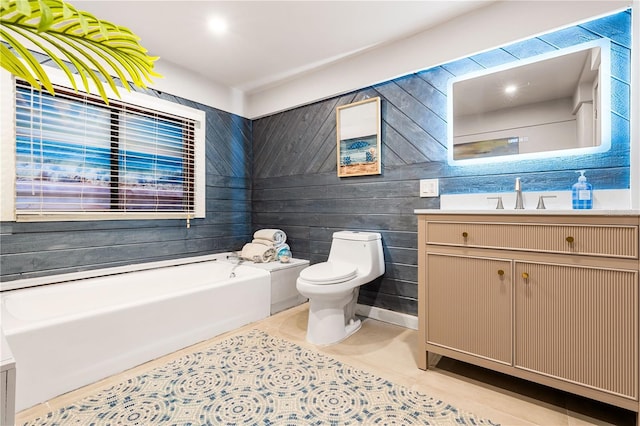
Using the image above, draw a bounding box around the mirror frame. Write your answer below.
[447,38,611,166]
[336,97,381,177]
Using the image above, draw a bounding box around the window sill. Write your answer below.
[14,212,201,222]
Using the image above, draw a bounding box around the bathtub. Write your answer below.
[0,255,271,412]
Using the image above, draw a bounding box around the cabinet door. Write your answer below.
[426,253,512,365]
[515,262,638,399]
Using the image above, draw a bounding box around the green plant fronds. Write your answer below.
[1,0,161,104]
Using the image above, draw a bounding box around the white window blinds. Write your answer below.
[14,79,197,218]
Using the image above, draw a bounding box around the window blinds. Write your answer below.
[14,80,196,217]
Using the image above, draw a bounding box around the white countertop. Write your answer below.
[414,209,640,216]
[240,257,309,271]
[435,189,633,213]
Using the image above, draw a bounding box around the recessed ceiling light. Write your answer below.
[504,84,517,94]
[208,16,228,35]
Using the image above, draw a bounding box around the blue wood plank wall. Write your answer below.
[252,10,632,315]
[0,91,254,282]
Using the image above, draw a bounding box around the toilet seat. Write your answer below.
[299,262,357,285]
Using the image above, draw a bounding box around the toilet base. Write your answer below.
[305,293,361,345]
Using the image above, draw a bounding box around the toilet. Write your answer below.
[296,231,385,345]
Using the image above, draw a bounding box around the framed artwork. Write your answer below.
[336,97,381,177]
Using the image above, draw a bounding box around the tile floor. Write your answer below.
[16,303,637,425]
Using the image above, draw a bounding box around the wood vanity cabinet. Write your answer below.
[417,213,640,414]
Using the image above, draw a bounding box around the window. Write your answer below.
[1,69,206,221]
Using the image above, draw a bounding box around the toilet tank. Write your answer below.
[328,231,385,278]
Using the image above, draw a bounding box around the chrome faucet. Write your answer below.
[487,196,504,209]
[514,177,524,209]
[536,195,557,210]
[228,254,244,278]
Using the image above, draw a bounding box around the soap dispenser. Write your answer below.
[572,170,593,209]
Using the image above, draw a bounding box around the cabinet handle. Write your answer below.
[566,236,574,243]
[522,272,529,280]
[462,232,468,238]
[497,269,504,276]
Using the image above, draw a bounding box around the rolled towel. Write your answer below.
[252,238,275,247]
[253,229,286,246]
[241,242,276,263]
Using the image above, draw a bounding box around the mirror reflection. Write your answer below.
[448,39,610,164]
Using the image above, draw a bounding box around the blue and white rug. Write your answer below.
[23,329,498,425]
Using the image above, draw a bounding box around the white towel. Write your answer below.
[252,238,275,247]
[240,243,276,263]
[253,229,286,246]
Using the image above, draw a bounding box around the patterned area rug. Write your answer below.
[23,329,497,425]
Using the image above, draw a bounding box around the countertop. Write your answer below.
[238,258,309,272]
[414,209,640,216]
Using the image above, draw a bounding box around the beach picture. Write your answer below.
[336,97,381,177]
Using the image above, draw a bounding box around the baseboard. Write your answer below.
[355,304,418,330]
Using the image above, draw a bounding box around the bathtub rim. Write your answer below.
[0,253,235,293]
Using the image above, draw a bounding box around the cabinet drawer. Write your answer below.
[426,221,638,259]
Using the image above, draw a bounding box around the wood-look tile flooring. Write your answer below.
[17,303,637,425]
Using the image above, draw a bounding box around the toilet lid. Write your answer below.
[299,262,357,285]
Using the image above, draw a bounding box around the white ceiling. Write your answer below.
[72,1,494,95]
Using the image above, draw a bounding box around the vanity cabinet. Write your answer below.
[417,213,640,413]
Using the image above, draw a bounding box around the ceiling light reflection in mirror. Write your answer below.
[447,39,611,166]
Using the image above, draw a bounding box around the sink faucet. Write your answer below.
[514,177,524,209]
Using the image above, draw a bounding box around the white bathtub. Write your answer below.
[0,255,271,412]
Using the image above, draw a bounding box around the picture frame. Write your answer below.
[336,97,381,177]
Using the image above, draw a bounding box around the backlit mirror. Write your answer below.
[448,39,611,165]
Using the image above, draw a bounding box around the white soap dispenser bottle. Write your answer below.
[572,170,593,209]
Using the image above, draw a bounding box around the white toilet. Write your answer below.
[296,231,385,345]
